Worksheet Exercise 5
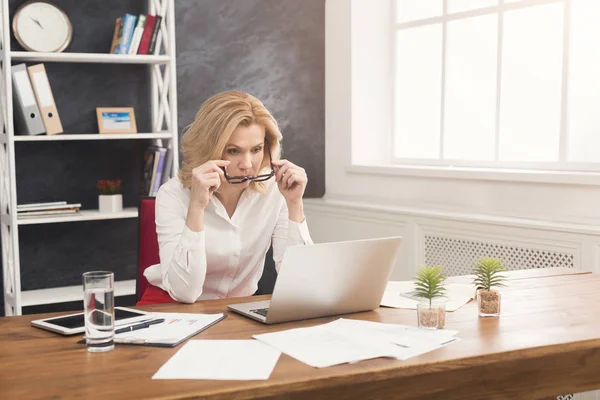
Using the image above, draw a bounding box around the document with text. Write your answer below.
[253,318,459,368]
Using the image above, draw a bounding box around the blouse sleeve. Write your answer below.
[271,200,313,273]
[153,188,208,303]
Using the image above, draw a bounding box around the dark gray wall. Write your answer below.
[1,0,324,316]
[176,0,325,192]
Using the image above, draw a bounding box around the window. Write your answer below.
[393,0,600,171]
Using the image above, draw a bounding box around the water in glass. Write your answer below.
[83,271,115,352]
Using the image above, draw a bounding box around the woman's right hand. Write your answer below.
[188,160,230,210]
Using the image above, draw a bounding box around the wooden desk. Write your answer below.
[2,267,600,400]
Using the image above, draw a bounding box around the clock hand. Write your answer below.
[30,16,43,29]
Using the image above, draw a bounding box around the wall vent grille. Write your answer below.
[424,235,574,276]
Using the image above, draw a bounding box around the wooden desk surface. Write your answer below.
[2,267,600,400]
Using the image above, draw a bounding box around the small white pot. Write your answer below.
[98,194,123,213]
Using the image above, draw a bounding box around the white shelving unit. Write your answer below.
[0,0,179,316]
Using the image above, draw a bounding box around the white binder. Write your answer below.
[12,64,45,135]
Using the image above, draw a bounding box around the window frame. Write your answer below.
[390,0,600,173]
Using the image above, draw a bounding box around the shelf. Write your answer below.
[11,51,170,64]
[16,207,139,225]
[12,132,173,142]
[21,279,136,307]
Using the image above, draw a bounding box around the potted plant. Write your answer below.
[97,179,122,213]
[413,265,447,329]
[473,257,507,317]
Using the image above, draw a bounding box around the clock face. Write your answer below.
[14,2,72,52]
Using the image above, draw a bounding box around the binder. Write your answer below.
[27,64,63,135]
[11,64,45,135]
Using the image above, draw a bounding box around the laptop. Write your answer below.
[227,236,402,324]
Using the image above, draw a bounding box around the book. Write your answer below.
[141,146,160,196]
[127,14,147,55]
[17,203,81,212]
[161,148,174,185]
[119,14,137,54]
[17,209,80,218]
[17,201,67,210]
[137,14,156,54]
[147,15,162,55]
[151,147,168,196]
[109,17,123,54]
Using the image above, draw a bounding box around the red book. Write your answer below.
[137,14,156,54]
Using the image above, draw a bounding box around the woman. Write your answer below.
[143,91,313,303]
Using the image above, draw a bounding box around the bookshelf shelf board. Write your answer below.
[11,51,170,64]
[13,133,173,141]
[21,279,135,307]
[17,207,139,225]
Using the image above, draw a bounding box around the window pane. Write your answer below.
[499,3,563,162]
[448,0,497,14]
[396,0,442,24]
[395,25,442,159]
[567,0,600,162]
[444,15,497,161]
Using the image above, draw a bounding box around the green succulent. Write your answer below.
[473,257,507,291]
[413,265,446,307]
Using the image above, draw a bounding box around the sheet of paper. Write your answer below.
[254,319,460,367]
[253,325,398,368]
[152,340,281,380]
[380,281,476,311]
[323,319,459,360]
[114,312,224,345]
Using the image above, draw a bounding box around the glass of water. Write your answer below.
[83,271,115,352]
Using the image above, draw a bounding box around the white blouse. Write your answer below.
[143,177,313,303]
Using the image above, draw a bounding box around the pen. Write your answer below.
[115,318,165,334]
[76,318,165,344]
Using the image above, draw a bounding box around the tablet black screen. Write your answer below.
[47,309,146,329]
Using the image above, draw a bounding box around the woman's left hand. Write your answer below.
[273,160,307,205]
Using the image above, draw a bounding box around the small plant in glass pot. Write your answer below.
[413,265,447,329]
[473,257,507,317]
[97,179,123,213]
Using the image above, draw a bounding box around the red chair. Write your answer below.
[136,197,177,306]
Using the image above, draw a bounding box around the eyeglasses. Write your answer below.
[222,147,275,184]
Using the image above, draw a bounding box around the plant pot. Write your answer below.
[477,288,501,317]
[417,300,446,330]
[98,194,123,213]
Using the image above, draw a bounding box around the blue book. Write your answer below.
[119,14,137,54]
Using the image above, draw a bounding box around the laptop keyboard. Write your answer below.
[250,308,269,317]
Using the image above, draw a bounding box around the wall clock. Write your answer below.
[13,0,72,53]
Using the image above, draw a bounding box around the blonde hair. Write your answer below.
[178,91,282,192]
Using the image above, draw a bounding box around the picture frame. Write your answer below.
[96,107,137,134]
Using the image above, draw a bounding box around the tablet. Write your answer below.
[31,307,152,336]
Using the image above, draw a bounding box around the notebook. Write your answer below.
[113,312,226,347]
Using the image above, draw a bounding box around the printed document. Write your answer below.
[254,318,459,368]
